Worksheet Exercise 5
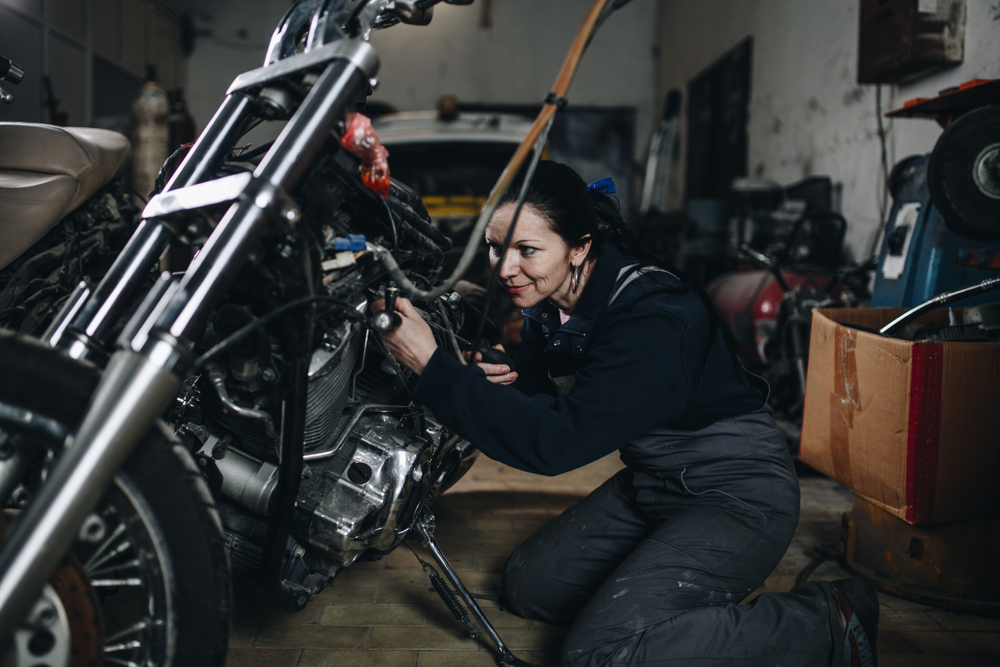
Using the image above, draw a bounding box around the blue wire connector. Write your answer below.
[333,234,366,251]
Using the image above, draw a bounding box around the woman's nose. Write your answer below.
[497,253,519,279]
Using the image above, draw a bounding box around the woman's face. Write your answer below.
[485,204,590,309]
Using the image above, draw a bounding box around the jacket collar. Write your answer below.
[522,243,626,340]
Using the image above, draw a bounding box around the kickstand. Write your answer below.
[411,508,541,667]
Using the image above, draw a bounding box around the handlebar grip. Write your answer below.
[0,57,24,85]
[738,244,774,268]
[384,285,400,312]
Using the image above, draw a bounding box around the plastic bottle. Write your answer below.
[132,64,169,199]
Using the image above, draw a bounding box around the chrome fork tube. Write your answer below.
[51,93,256,359]
[56,220,172,361]
[40,280,89,347]
[0,44,378,645]
[163,92,255,192]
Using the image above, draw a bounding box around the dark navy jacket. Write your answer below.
[412,244,767,476]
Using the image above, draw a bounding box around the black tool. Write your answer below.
[424,321,517,373]
[471,344,517,373]
[370,285,403,332]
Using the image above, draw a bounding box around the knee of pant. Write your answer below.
[501,546,533,618]
[501,543,562,622]
[562,627,630,667]
[561,626,591,667]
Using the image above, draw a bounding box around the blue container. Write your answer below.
[872,154,1000,308]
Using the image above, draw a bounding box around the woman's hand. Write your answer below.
[371,296,438,375]
[464,344,518,385]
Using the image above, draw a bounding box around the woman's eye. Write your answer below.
[520,246,538,256]
[487,243,500,255]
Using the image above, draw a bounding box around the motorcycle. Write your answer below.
[0,1,556,665]
[0,122,139,336]
[0,0,635,662]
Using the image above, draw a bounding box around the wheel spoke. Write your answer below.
[104,619,148,643]
[104,657,140,667]
[90,577,143,587]
[88,558,141,578]
[105,640,143,653]
[86,538,133,572]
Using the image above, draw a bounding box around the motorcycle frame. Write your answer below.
[0,33,380,643]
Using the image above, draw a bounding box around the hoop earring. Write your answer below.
[571,264,582,294]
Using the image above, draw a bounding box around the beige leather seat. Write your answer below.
[0,123,132,270]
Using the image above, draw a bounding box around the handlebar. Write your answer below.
[0,56,24,105]
[879,277,1000,336]
[738,244,775,269]
[0,57,24,84]
[390,0,473,26]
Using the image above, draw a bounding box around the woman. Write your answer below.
[377,161,878,667]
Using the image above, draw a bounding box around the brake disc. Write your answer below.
[50,557,102,667]
[6,557,102,667]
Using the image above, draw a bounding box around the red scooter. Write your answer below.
[708,244,874,451]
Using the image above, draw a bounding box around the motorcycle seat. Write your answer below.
[0,123,131,271]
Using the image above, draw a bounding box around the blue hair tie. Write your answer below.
[586,177,615,194]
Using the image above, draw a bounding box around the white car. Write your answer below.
[373,110,533,247]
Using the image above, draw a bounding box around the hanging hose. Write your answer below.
[370,0,621,301]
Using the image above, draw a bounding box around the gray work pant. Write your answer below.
[502,411,847,666]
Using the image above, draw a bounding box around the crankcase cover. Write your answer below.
[306,417,432,566]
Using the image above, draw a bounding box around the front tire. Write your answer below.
[0,332,231,666]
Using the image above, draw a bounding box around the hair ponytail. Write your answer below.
[587,188,638,258]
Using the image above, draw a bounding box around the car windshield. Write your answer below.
[386,142,518,197]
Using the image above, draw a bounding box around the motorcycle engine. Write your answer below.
[173,288,474,606]
[169,158,476,608]
[175,322,471,592]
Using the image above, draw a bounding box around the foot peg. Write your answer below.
[412,509,541,667]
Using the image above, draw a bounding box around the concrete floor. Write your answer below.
[226,454,1000,667]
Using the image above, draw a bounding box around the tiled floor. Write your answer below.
[226,454,1000,666]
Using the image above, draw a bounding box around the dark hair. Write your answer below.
[497,160,753,376]
[497,160,635,260]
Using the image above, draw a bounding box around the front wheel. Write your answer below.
[0,332,231,667]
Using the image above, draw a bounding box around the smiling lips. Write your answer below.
[505,283,531,295]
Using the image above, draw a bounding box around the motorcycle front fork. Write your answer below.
[413,509,541,667]
[0,42,379,645]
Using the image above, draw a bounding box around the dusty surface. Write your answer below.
[227,454,1000,666]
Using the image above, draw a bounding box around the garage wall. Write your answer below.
[368,1,660,162]
[657,0,1000,260]
[0,0,185,127]
[182,0,290,133]
[184,1,660,175]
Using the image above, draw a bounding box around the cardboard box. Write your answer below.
[799,308,1000,525]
